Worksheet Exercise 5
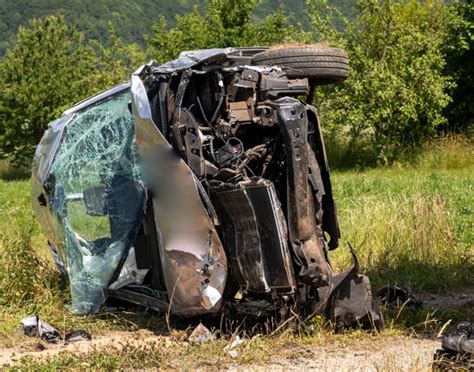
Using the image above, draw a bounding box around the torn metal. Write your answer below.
[32,46,381,328]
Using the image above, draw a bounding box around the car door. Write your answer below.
[130,67,228,316]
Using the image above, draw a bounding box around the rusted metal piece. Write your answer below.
[228,101,253,124]
[271,97,332,286]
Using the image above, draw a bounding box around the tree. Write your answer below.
[146,0,310,63]
[443,0,474,134]
[0,16,143,165]
[308,0,454,165]
[91,23,147,87]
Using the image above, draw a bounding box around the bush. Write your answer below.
[0,16,145,166]
[146,0,310,63]
[309,0,455,164]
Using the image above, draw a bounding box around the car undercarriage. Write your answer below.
[32,46,381,329]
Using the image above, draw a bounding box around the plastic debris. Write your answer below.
[21,316,61,343]
[21,316,92,345]
[377,284,422,309]
[224,335,244,358]
[441,321,474,354]
[65,330,92,343]
[188,323,214,343]
[433,321,474,369]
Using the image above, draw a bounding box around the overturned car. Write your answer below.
[32,46,381,328]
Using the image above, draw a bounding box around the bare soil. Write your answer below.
[0,329,440,370]
[1,291,472,369]
[417,290,474,309]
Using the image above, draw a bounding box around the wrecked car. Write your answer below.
[31,46,381,328]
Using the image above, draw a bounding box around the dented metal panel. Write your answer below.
[130,69,228,316]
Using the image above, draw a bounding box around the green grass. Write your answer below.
[0,137,472,367]
[328,137,473,291]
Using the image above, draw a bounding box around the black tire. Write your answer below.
[252,46,349,85]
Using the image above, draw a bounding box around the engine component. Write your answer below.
[211,179,296,295]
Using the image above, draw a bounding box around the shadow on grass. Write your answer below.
[366,259,474,294]
[95,301,289,339]
[0,160,30,181]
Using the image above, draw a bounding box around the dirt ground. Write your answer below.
[2,290,473,370]
[0,329,440,370]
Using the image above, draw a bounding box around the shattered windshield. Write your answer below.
[47,91,146,314]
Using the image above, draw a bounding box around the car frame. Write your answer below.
[32,46,381,328]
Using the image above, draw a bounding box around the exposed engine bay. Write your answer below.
[32,47,381,329]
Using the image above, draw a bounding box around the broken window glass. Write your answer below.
[47,91,146,315]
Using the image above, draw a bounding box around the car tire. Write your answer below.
[252,46,349,85]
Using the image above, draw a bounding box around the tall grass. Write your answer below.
[330,136,473,291]
[0,180,64,312]
[330,192,472,291]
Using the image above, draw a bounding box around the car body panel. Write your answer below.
[130,69,228,316]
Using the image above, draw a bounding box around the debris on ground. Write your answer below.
[65,330,92,344]
[433,321,474,369]
[224,335,244,358]
[377,284,423,309]
[20,316,92,345]
[187,323,214,344]
[21,316,61,344]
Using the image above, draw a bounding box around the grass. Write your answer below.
[0,136,472,368]
[328,136,473,291]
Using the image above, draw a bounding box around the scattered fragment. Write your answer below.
[224,336,244,358]
[433,321,474,369]
[377,284,422,309]
[319,243,383,330]
[188,323,214,344]
[441,321,474,354]
[21,316,61,343]
[65,330,92,343]
[21,316,93,345]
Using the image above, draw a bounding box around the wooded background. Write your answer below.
[0,0,472,166]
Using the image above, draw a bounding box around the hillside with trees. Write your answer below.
[0,0,472,166]
[0,0,198,55]
[0,0,356,56]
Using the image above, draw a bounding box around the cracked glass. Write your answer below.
[47,91,146,314]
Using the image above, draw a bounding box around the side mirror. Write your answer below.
[83,185,108,216]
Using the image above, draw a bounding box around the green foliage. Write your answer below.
[0,16,143,165]
[0,0,199,57]
[0,16,96,164]
[443,0,474,134]
[330,137,474,291]
[0,1,358,57]
[310,0,455,164]
[91,24,147,86]
[16,342,165,369]
[147,0,310,63]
